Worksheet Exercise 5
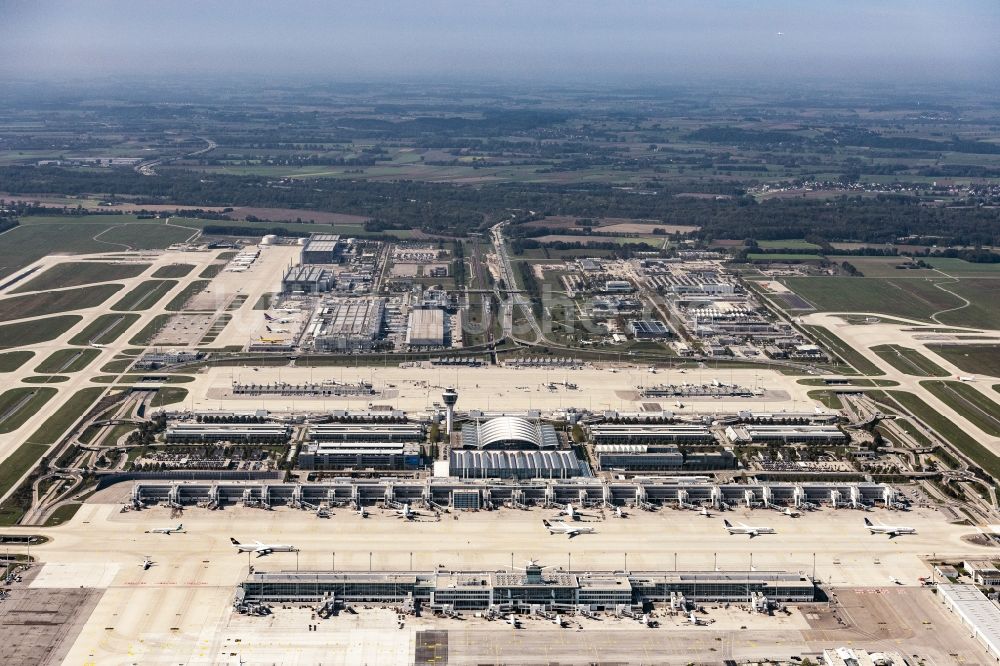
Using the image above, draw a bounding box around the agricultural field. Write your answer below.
[34,348,101,373]
[870,345,949,377]
[68,313,140,345]
[111,279,178,311]
[920,380,1000,437]
[0,315,81,348]
[11,261,149,292]
[927,344,1000,377]
[0,283,122,322]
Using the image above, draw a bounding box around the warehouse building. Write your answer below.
[963,560,1000,586]
[461,416,560,450]
[596,444,737,471]
[313,298,385,351]
[628,319,672,339]
[448,450,585,479]
[724,425,846,444]
[937,584,1000,661]
[589,424,716,446]
[282,265,332,293]
[165,423,291,444]
[238,563,815,610]
[134,350,201,369]
[297,441,421,471]
[406,308,446,347]
[301,234,341,264]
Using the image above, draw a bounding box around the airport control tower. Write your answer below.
[442,387,458,435]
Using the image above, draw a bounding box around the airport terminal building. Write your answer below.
[238,562,815,612]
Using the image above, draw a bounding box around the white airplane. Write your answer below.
[557,504,581,520]
[675,400,685,409]
[700,506,712,517]
[230,537,298,556]
[504,615,521,628]
[358,506,369,518]
[90,342,107,349]
[264,313,291,324]
[142,556,153,570]
[614,506,627,519]
[146,523,184,534]
[553,613,568,627]
[395,503,418,520]
[723,519,775,537]
[780,507,800,517]
[543,519,596,538]
[958,375,975,382]
[265,325,289,334]
[864,517,916,537]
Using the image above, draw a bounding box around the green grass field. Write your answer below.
[128,314,171,346]
[748,253,825,262]
[0,442,48,514]
[0,351,34,372]
[165,280,209,311]
[11,261,149,293]
[150,387,189,407]
[920,380,1000,437]
[0,215,196,280]
[26,386,105,446]
[927,344,1000,376]
[111,280,177,311]
[870,345,949,377]
[0,315,81,349]
[0,387,58,433]
[198,263,225,279]
[0,283,122,322]
[22,376,69,384]
[888,390,1000,479]
[758,240,822,250]
[927,258,1000,276]
[34,348,100,373]
[151,263,195,278]
[67,313,140,345]
[781,277,1000,327]
[43,503,81,527]
[801,325,883,375]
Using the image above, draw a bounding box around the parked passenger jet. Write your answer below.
[556,503,586,520]
[864,517,916,537]
[146,523,184,534]
[229,538,298,555]
[723,519,775,537]
[264,313,291,324]
[543,519,595,538]
[395,503,419,520]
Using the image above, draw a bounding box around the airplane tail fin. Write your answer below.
[542,519,551,527]
[230,537,240,545]
[723,519,732,528]
[864,518,873,526]
[264,313,274,321]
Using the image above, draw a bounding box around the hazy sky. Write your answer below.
[1,0,998,84]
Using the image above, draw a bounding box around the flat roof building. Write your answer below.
[596,444,737,471]
[724,425,846,444]
[629,319,672,339]
[406,308,446,347]
[589,424,716,445]
[298,441,421,471]
[301,234,341,264]
[239,564,815,610]
[937,584,1000,661]
[313,299,384,351]
[282,265,332,293]
[306,423,424,442]
[165,423,291,444]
